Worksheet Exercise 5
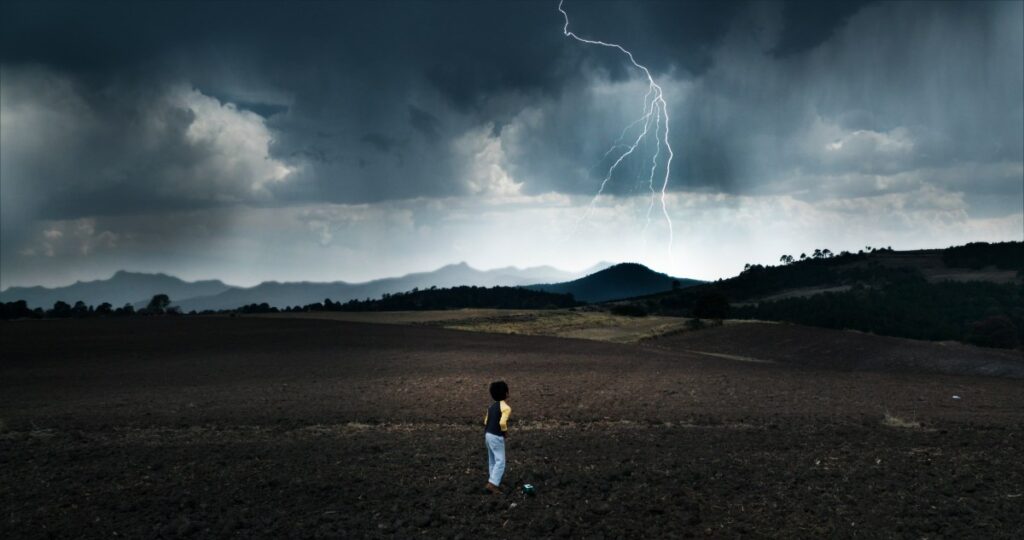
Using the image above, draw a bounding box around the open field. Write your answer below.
[2,317,1023,538]
[273,310,1024,378]
[263,309,694,343]
[269,309,720,344]
[256,309,547,326]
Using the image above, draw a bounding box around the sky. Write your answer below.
[1,0,1021,288]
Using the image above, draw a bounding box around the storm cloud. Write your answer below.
[1,0,1021,287]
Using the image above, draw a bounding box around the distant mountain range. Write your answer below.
[0,262,622,311]
[0,271,232,310]
[528,263,702,303]
[173,262,613,312]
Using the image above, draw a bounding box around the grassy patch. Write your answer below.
[444,311,691,343]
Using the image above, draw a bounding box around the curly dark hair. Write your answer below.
[489,380,509,401]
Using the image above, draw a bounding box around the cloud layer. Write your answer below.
[1,0,1021,287]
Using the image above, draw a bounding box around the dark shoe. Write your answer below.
[485,482,502,495]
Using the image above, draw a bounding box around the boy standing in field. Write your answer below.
[483,380,511,495]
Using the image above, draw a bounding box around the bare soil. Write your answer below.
[2,317,1023,538]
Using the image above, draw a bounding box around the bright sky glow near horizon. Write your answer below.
[1,1,1022,289]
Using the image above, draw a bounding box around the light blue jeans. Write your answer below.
[485,432,506,486]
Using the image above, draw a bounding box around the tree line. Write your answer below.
[1,286,580,320]
[234,286,580,313]
[1,294,176,320]
[942,241,1023,272]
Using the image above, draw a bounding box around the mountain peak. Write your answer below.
[112,270,152,279]
[437,261,472,271]
[528,262,701,303]
[606,262,651,271]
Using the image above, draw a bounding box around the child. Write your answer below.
[483,380,511,494]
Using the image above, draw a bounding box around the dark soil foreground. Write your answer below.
[2,317,1023,539]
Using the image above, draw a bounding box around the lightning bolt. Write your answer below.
[558,0,675,259]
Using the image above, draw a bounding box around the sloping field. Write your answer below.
[870,250,1020,284]
[2,317,1023,538]
[733,250,1020,305]
[648,321,1024,378]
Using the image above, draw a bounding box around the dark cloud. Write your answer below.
[232,101,289,119]
[408,105,441,138]
[1,0,1021,288]
[360,133,403,154]
[2,1,1019,203]
[771,1,875,57]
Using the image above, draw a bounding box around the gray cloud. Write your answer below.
[408,105,442,139]
[360,133,403,154]
[0,67,292,218]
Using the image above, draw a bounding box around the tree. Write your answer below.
[71,301,89,318]
[95,302,113,316]
[0,300,34,319]
[146,294,171,314]
[812,248,823,259]
[779,255,794,265]
[50,301,71,318]
[799,253,807,260]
